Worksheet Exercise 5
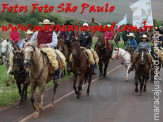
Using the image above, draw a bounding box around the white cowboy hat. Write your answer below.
[159,26,162,28]
[39,19,55,25]
[141,34,147,38]
[127,33,135,37]
[26,30,33,35]
[107,24,111,27]
[83,23,89,27]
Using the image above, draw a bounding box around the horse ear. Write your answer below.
[114,48,118,51]
[7,39,9,42]
[31,41,37,47]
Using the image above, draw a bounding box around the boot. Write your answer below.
[128,64,135,73]
[93,69,97,75]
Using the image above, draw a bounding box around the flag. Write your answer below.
[117,14,127,27]
[130,0,153,27]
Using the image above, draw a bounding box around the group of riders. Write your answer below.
[8,18,163,84]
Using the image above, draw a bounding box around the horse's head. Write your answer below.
[97,36,105,48]
[137,50,148,66]
[71,40,81,59]
[0,39,11,56]
[23,41,36,68]
[112,48,120,59]
[58,38,65,52]
[13,49,24,74]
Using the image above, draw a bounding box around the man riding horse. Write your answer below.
[128,34,153,72]
[91,18,113,58]
[78,23,97,75]
[29,19,60,85]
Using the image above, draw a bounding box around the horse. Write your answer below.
[23,41,58,118]
[134,50,150,95]
[12,45,29,106]
[71,41,93,99]
[112,48,131,81]
[95,36,111,77]
[0,39,15,86]
[114,31,120,46]
[58,37,69,78]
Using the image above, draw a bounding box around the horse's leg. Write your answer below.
[139,76,144,95]
[99,61,103,77]
[77,74,84,99]
[135,74,138,92]
[73,75,78,95]
[6,66,10,86]
[103,62,108,77]
[23,83,29,101]
[30,83,37,110]
[49,82,58,109]
[12,76,15,84]
[17,82,23,106]
[38,85,45,111]
[87,68,93,96]
[126,65,129,81]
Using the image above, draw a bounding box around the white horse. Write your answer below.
[112,48,132,81]
[0,39,15,86]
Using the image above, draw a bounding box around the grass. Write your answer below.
[0,37,125,107]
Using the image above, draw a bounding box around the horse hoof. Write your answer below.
[135,89,138,93]
[80,91,82,96]
[6,83,10,87]
[144,89,147,92]
[49,103,54,109]
[86,93,89,96]
[33,112,39,118]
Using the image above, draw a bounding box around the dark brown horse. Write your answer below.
[134,50,150,95]
[12,44,29,106]
[95,36,112,77]
[58,37,69,78]
[71,41,93,99]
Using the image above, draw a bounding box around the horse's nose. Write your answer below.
[24,60,30,67]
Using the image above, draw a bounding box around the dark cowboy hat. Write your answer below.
[64,20,72,25]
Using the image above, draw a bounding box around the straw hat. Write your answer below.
[107,24,111,27]
[159,26,162,29]
[141,34,147,38]
[83,23,89,27]
[26,30,33,35]
[127,33,135,37]
[39,19,55,25]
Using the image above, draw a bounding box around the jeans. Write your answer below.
[15,42,20,48]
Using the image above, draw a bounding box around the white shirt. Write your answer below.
[30,31,58,48]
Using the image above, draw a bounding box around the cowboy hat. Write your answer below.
[141,34,147,38]
[26,30,33,35]
[107,24,111,27]
[159,26,162,28]
[127,33,135,37]
[83,23,89,27]
[39,19,55,25]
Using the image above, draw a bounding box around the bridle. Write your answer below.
[24,45,48,82]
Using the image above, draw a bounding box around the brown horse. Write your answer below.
[12,45,29,106]
[71,41,93,99]
[23,42,58,118]
[134,50,150,95]
[95,36,112,77]
[58,37,69,78]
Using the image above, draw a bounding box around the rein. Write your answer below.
[24,45,48,82]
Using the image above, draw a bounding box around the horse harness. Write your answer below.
[24,45,49,83]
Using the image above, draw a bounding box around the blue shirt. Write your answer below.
[126,39,137,50]
[135,42,151,53]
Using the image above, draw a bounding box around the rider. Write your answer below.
[78,23,97,75]
[20,30,33,50]
[9,25,20,48]
[128,34,152,72]
[125,33,137,50]
[92,18,113,56]
[29,19,60,85]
